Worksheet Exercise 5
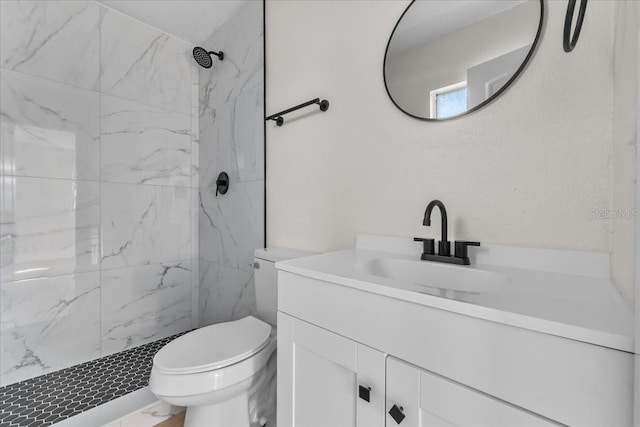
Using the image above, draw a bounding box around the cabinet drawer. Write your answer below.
[294,315,357,371]
[419,369,558,426]
[386,357,559,427]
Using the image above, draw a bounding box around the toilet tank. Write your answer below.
[254,248,314,325]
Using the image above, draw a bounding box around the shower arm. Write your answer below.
[209,51,224,60]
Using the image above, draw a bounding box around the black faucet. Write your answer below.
[414,200,480,265]
[423,200,450,256]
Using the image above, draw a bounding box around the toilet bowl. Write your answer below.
[150,316,275,427]
[149,248,313,427]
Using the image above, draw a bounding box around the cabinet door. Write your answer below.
[277,313,385,427]
[386,357,559,427]
[386,357,421,427]
[356,343,386,427]
[294,343,355,427]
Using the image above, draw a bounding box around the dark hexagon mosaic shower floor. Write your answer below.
[0,332,188,427]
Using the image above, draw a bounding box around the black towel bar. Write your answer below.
[266,98,329,126]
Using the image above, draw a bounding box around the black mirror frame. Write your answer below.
[563,0,587,53]
[383,0,545,122]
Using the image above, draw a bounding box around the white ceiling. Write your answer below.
[389,0,528,56]
[97,0,248,45]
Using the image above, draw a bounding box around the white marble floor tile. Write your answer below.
[101,94,191,187]
[0,0,101,90]
[0,176,100,282]
[0,69,100,181]
[101,183,190,270]
[103,400,183,427]
[0,272,101,386]
[101,261,192,355]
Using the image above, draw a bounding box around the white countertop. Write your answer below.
[276,237,634,353]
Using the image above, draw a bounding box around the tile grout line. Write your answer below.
[99,2,103,359]
[1,259,196,286]
[191,63,197,330]
[0,66,194,119]
[90,0,194,47]
[0,174,198,190]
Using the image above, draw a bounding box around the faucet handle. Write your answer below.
[413,237,435,255]
[454,241,481,260]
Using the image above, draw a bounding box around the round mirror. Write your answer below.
[384,0,544,121]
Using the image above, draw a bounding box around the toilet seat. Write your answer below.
[153,316,272,375]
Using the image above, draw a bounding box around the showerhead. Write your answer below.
[193,46,224,69]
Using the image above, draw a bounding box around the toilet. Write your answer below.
[149,248,312,427]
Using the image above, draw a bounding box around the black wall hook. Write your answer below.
[564,0,588,52]
[266,98,329,127]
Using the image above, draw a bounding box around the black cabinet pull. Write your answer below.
[358,385,371,402]
[388,404,405,424]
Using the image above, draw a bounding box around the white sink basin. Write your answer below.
[357,257,509,294]
[276,234,634,353]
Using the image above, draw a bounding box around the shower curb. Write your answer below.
[0,332,188,427]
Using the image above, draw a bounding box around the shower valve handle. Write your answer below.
[216,172,229,196]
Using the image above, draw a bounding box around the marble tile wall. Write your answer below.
[0,1,199,386]
[198,1,265,326]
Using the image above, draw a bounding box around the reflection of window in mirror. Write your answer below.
[429,81,467,119]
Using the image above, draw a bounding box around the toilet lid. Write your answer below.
[153,316,272,374]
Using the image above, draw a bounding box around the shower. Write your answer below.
[193,46,224,68]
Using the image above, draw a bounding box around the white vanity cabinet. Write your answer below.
[276,239,634,427]
[278,312,560,427]
[276,273,633,426]
[277,313,386,427]
[385,357,558,427]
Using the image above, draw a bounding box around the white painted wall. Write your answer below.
[611,1,638,311]
[266,0,634,305]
